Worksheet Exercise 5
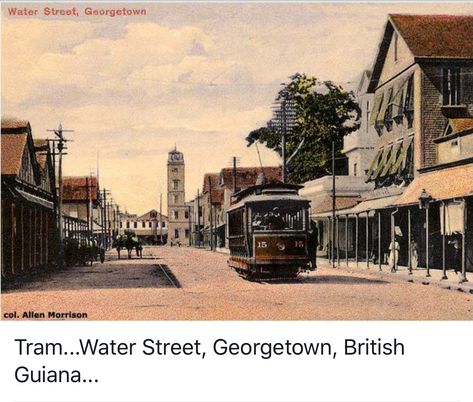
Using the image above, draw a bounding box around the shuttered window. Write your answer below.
[443,67,461,106]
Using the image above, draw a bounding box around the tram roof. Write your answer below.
[228,190,309,213]
[233,182,303,200]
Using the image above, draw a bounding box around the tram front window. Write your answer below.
[251,206,305,231]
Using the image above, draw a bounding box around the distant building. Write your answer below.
[62,176,105,243]
[342,70,379,177]
[118,209,168,244]
[1,118,57,278]
[167,147,192,245]
[196,166,282,249]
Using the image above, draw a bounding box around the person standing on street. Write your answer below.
[308,221,319,271]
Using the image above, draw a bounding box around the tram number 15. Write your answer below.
[256,241,268,248]
[294,240,304,248]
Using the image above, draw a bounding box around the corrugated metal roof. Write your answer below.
[227,193,308,212]
[311,196,360,215]
[395,164,473,206]
[62,176,99,202]
[313,194,400,218]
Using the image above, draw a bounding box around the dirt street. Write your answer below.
[2,246,472,320]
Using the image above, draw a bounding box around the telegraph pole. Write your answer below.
[281,100,287,183]
[47,124,73,269]
[101,189,111,249]
[159,193,163,245]
[331,141,336,268]
[208,176,214,251]
[197,189,201,247]
[230,156,240,193]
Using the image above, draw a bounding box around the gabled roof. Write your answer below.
[220,166,282,190]
[33,139,49,169]
[448,118,473,135]
[368,14,473,92]
[137,209,168,221]
[390,14,473,59]
[1,133,27,175]
[202,173,220,193]
[1,118,30,132]
[62,176,99,202]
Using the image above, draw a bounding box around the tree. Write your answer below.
[246,73,360,184]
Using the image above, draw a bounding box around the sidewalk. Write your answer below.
[316,257,473,294]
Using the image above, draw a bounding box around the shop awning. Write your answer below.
[16,189,54,210]
[395,164,473,206]
[342,194,401,216]
[313,194,400,218]
[311,196,360,216]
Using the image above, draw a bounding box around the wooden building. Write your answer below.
[313,14,473,281]
[1,119,57,278]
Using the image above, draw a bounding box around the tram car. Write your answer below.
[226,182,311,279]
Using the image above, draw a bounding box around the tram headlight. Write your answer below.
[276,241,286,251]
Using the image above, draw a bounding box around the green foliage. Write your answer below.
[246,73,360,184]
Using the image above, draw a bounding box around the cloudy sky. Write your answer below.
[3,2,473,214]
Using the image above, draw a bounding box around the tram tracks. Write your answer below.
[148,250,181,288]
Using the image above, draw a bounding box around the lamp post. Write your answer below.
[418,189,432,277]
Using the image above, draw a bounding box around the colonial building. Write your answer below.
[1,118,57,278]
[62,176,105,244]
[342,70,379,177]
[318,14,473,280]
[302,70,377,258]
[167,147,191,245]
[119,209,168,244]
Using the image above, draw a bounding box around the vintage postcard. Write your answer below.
[2,2,473,320]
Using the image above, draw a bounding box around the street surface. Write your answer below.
[2,246,472,320]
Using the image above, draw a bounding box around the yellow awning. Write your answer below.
[366,148,383,178]
[390,136,414,175]
[372,146,392,180]
[380,141,402,177]
[391,81,407,118]
[369,92,384,126]
[376,88,393,126]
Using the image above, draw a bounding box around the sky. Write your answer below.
[3,2,473,214]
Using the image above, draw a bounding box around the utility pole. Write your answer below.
[187,205,192,246]
[331,140,336,268]
[101,189,111,249]
[271,84,296,184]
[231,156,240,193]
[197,188,201,247]
[281,100,287,183]
[47,124,73,269]
[208,176,214,251]
[159,193,163,245]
